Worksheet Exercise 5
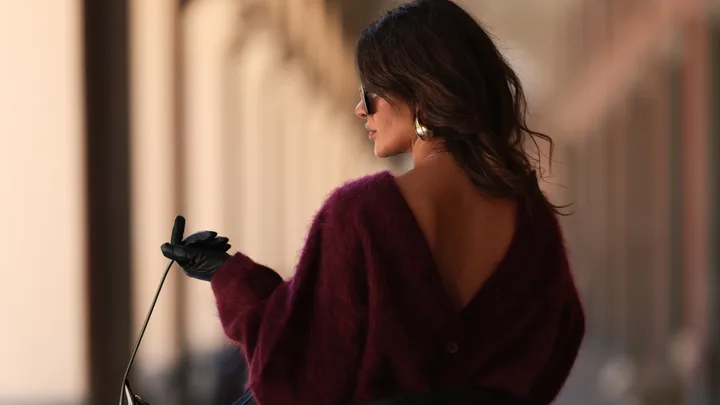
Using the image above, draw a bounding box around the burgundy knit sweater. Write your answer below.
[210,171,585,405]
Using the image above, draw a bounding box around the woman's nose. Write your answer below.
[355,100,367,119]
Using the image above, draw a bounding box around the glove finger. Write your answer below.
[206,236,229,247]
[182,231,217,245]
[201,242,230,253]
[161,243,198,264]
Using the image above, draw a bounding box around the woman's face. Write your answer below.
[355,88,416,158]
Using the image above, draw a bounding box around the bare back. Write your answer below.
[395,158,517,310]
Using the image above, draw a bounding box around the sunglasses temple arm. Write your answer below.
[118,259,176,405]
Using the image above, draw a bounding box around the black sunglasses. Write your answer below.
[360,85,376,115]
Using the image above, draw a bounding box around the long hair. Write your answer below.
[356,0,563,213]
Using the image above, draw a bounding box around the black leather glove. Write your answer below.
[161,230,232,281]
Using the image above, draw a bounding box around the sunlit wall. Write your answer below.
[0,0,87,403]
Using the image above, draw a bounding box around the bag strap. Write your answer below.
[230,388,254,405]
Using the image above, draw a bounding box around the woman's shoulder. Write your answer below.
[321,170,403,221]
[326,171,396,205]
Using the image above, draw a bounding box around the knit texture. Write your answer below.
[211,170,585,405]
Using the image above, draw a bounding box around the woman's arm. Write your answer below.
[210,194,369,404]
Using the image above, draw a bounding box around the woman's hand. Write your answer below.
[161,230,232,281]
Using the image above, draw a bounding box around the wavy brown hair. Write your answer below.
[356,0,563,213]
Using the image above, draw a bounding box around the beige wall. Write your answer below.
[130,0,182,374]
[0,0,87,402]
[181,0,243,354]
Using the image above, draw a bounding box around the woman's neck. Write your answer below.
[409,139,448,168]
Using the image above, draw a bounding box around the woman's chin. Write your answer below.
[373,144,391,158]
[374,143,403,159]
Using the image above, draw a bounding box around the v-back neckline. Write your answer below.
[377,170,526,322]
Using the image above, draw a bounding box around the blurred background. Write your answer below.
[1,0,718,404]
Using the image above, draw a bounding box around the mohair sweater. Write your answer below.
[210,171,585,405]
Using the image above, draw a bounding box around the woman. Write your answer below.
[161,1,585,404]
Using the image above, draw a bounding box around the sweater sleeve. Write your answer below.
[210,192,369,404]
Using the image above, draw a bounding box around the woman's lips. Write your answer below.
[368,130,376,139]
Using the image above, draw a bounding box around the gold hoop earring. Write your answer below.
[414,110,432,141]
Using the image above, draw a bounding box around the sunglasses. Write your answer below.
[360,85,376,115]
